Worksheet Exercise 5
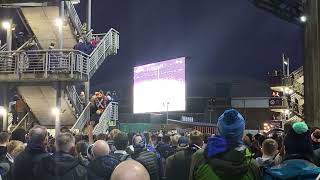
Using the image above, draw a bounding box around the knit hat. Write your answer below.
[178,136,189,147]
[311,129,320,143]
[284,122,313,156]
[217,109,245,147]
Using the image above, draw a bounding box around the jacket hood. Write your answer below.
[255,156,275,167]
[265,159,320,179]
[41,152,80,176]
[206,145,252,178]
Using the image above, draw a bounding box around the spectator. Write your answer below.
[90,36,100,48]
[34,132,87,180]
[189,109,261,180]
[87,140,120,180]
[10,128,26,144]
[48,43,55,50]
[157,135,175,159]
[111,160,150,180]
[251,133,263,158]
[13,126,49,180]
[132,134,159,180]
[15,96,27,124]
[166,131,203,180]
[0,132,10,157]
[170,134,180,152]
[112,132,131,161]
[75,140,90,166]
[264,122,320,179]
[0,140,24,180]
[79,91,86,110]
[256,139,278,170]
[311,128,320,150]
[108,129,121,153]
[74,39,86,53]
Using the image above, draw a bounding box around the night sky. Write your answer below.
[76,0,303,99]
[0,0,304,100]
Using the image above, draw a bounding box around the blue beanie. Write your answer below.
[217,109,245,147]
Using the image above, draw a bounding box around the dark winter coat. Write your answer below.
[132,148,159,180]
[87,155,120,180]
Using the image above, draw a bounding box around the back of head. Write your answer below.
[111,160,150,180]
[262,138,278,157]
[217,109,245,147]
[0,132,10,145]
[114,132,128,151]
[28,125,47,145]
[171,134,180,146]
[110,129,121,140]
[163,135,171,144]
[75,140,89,157]
[133,135,146,149]
[96,133,107,141]
[284,122,313,157]
[11,128,26,143]
[189,130,203,147]
[92,140,110,158]
[7,140,25,158]
[55,132,75,153]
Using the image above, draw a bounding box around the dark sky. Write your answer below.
[77,0,303,99]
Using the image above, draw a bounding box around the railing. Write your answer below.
[71,102,91,131]
[291,66,303,79]
[292,80,304,96]
[65,85,83,115]
[10,112,33,132]
[65,1,82,36]
[269,97,288,108]
[89,29,120,78]
[0,44,7,51]
[0,49,89,79]
[93,102,118,135]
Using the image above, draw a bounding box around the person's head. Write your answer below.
[91,140,110,159]
[262,138,278,157]
[284,122,313,158]
[171,134,180,147]
[75,140,89,157]
[143,132,151,145]
[284,119,299,135]
[10,128,26,143]
[203,133,210,145]
[111,160,150,180]
[28,125,48,147]
[311,129,320,144]
[189,130,203,147]
[114,132,128,151]
[163,135,171,144]
[79,38,84,43]
[150,134,158,145]
[60,126,71,133]
[132,134,146,149]
[0,132,10,146]
[55,132,75,154]
[49,42,55,49]
[96,133,107,141]
[80,91,85,96]
[178,136,189,148]
[246,133,253,143]
[109,129,121,140]
[7,140,25,159]
[217,109,245,147]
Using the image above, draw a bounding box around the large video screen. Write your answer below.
[134,57,186,113]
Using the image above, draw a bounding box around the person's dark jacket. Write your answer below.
[107,140,117,153]
[166,144,200,180]
[87,155,120,180]
[0,146,7,157]
[132,148,159,180]
[0,154,12,180]
[33,152,87,180]
[12,144,49,180]
[157,143,175,159]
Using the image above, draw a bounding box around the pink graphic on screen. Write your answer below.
[134,57,186,113]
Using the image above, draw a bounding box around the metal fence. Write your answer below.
[93,102,118,135]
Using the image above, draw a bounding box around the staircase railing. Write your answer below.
[93,102,118,135]
[292,80,304,96]
[0,43,7,51]
[89,29,120,78]
[64,1,82,36]
[10,112,32,132]
[71,102,91,131]
[65,85,83,115]
[291,66,303,80]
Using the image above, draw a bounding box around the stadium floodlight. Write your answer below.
[1,21,10,30]
[0,106,7,116]
[55,18,63,28]
[71,0,80,4]
[52,107,60,116]
[300,15,307,23]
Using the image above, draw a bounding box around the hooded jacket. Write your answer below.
[263,156,320,180]
[34,152,87,180]
[189,136,261,180]
[87,155,120,180]
[132,148,159,180]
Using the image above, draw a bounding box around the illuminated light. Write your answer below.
[284,109,290,114]
[0,106,7,115]
[52,107,60,116]
[300,15,307,23]
[71,0,80,4]
[283,61,288,65]
[263,123,268,127]
[1,21,10,30]
[55,18,63,27]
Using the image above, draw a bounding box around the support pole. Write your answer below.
[6,19,12,51]
[87,0,92,32]
[84,81,90,104]
[59,1,64,49]
[55,82,62,138]
[2,84,8,131]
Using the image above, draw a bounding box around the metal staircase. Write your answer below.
[289,67,304,121]
[92,102,119,135]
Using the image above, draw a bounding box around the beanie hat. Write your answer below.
[217,109,245,147]
[284,122,313,156]
[178,136,189,147]
[311,129,320,143]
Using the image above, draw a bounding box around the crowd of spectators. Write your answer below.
[0,109,320,180]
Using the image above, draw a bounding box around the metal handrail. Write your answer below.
[292,80,304,96]
[291,66,303,79]
[65,1,82,35]
[11,112,30,132]
[12,38,34,56]
[93,102,118,135]
[65,85,82,115]
[0,44,7,51]
[71,102,91,131]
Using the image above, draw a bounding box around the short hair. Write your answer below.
[163,135,171,144]
[109,129,121,140]
[189,130,203,146]
[114,132,128,150]
[0,132,10,144]
[55,132,75,153]
[7,140,24,157]
[262,139,278,156]
[75,140,89,157]
[171,135,180,146]
[28,125,48,145]
[11,128,26,143]
[60,126,71,133]
[96,133,107,141]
